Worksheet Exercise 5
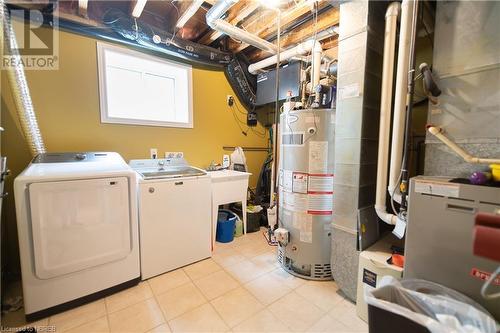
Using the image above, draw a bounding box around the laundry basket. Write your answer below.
[216,210,237,243]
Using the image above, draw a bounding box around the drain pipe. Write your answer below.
[428,126,500,164]
[388,0,415,198]
[1,1,46,156]
[375,2,400,225]
[206,0,277,54]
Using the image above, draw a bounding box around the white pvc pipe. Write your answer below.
[311,41,322,89]
[388,0,415,196]
[248,39,315,74]
[375,2,400,225]
[176,0,204,28]
[428,127,500,164]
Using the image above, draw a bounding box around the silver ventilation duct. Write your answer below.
[1,1,46,156]
[206,0,277,54]
[331,0,386,301]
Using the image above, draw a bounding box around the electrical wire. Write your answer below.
[390,170,402,215]
[133,18,139,40]
[233,104,267,138]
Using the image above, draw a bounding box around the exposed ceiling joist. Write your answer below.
[246,7,340,62]
[175,0,204,28]
[232,0,317,53]
[197,1,260,45]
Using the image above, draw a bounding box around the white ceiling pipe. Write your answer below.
[176,0,204,28]
[248,39,316,74]
[375,2,400,225]
[428,127,500,164]
[311,40,322,88]
[206,0,278,54]
[388,0,415,197]
[132,0,147,18]
[248,26,339,75]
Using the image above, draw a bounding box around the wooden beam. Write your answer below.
[246,7,339,62]
[197,1,259,45]
[232,0,315,53]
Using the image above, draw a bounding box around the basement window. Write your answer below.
[97,43,193,128]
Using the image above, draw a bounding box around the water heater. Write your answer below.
[277,107,335,280]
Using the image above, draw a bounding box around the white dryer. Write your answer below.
[14,152,140,321]
[130,158,212,280]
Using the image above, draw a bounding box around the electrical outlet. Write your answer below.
[150,148,158,159]
[227,95,234,107]
[165,152,184,159]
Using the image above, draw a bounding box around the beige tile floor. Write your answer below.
[1,229,368,333]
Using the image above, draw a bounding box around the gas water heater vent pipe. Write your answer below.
[427,126,500,164]
[388,0,415,197]
[1,1,46,157]
[206,0,278,54]
[311,40,322,89]
[375,2,400,225]
[248,39,317,74]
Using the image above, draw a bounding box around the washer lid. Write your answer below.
[32,152,110,163]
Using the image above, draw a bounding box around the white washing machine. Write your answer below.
[14,152,140,321]
[129,158,212,280]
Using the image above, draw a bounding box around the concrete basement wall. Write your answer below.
[0,29,268,275]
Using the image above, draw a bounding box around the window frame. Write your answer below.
[96,42,194,128]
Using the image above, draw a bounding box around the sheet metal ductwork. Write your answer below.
[331,0,386,301]
[1,0,46,157]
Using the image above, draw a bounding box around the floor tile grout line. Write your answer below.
[105,283,156,315]
[103,295,112,333]
[149,281,170,332]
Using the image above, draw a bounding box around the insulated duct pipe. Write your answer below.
[1,1,46,156]
[388,0,415,196]
[206,0,277,54]
[428,127,500,164]
[375,2,400,225]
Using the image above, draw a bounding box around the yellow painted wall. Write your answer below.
[1,29,268,272]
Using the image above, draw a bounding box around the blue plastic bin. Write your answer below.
[216,210,237,243]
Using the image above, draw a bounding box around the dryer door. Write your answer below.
[29,177,132,279]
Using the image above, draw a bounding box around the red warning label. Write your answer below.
[470,268,500,286]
